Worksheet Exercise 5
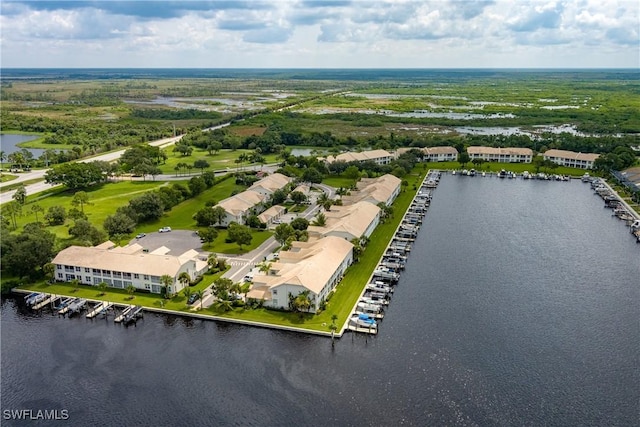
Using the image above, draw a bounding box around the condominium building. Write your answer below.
[467,146,533,163]
[543,149,600,170]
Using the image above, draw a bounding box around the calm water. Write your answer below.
[0,134,44,157]
[2,176,638,426]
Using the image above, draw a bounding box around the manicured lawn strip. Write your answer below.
[208,167,429,332]
[203,230,273,255]
[17,269,224,313]
[0,174,19,184]
[322,176,356,189]
[431,161,588,176]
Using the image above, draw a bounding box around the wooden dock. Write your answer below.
[346,324,378,335]
[58,298,80,315]
[86,301,112,319]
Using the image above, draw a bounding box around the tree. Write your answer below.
[128,192,165,222]
[103,212,137,237]
[44,205,66,225]
[290,191,307,205]
[290,217,309,231]
[43,262,56,283]
[12,184,27,205]
[207,141,222,155]
[188,176,206,196]
[240,282,251,304]
[258,261,272,275]
[71,191,91,213]
[301,167,323,183]
[1,222,56,279]
[458,152,471,168]
[227,223,252,250]
[195,289,205,310]
[317,193,333,211]
[194,207,219,227]
[194,159,210,174]
[207,253,219,270]
[199,227,218,243]
[270,189,288,205]
[160,274,174,299]
[274,223,295,245]
[69,219,106,246]
[27,203,41,223]
[70,278,81,293]
[211,206,226,226]
[312,212,326,226]
[98,281,108,296]
[126,284,136,299]
[178,272,191,289]
[183,286,193,303]
[344,165,361,180]
[44,162,105,190]
[292,290,314,315]
[2,201,22,229]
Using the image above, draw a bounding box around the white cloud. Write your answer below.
[0,0,637,68]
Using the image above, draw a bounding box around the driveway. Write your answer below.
[130,230,205,256]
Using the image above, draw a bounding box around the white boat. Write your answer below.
[351,314,377,329]
[581,173,591,182]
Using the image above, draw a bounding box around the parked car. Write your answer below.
[159,226,172,233]
[135,233,146,239]
[188,294,199,305]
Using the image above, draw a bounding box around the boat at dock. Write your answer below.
[350,313,377,329]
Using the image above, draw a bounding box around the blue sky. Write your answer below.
[1,0,638,68]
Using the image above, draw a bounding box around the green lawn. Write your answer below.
[203,229,273,254]
[322,176,357,189]
[160,147,279,175]
[10,181,169,238]
[430,161,589,176]
[17,269,225,313]
[0,173,19,183]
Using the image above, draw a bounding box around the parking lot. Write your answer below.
[130,230,204,256]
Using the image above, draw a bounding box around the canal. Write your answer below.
[1,175,638,426]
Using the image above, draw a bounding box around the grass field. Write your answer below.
[0,173,19,183]
[160,147,280,175]
[430,161,589,176]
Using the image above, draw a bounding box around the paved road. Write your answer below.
[0,123,234,205]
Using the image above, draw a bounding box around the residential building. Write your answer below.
[422,146,459,162]
[308,201,381,242]
[247,236,354,312]
[543,149,600,169]
[248,173,292,197]
[323,149,393,165]
[258,205,286,227]
[51,241,208,295]
[215,190,267,227]
[467,146,533,163]
[341,174,401,207]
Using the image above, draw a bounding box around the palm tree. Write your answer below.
[126,284,136,299]
[257,261,272,275]
[70,278,80,293]
[43,262,56,283]
[30,204,44,222]
[97,281,108,296]
[330,323,338,345]
[207,253,218,270]
[195,289,205,311]
[183,286,193,303]
[160,274,174,299]
[312,212,326,226]
[178,272,191,290]
[331,314,338,325]
[240,282,251,305]
[293,290,313,315]
[214,297,233,312]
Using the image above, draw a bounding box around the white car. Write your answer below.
[159,226,172,233]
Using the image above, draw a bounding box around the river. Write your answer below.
[2,175,638,426]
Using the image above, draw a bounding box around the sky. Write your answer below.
[0,0,638,68]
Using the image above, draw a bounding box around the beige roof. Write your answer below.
[325,149,392,164]
[467,146,533,156]
[258,205,285,223]
[150,246,170,255]
[292,184,310,195]
[95,241,116,250]
[216,190,267,216]
[52,245,195,277]
[251,236,353,295]
[543,149,600,162]
[424,146,458,155]
[308,201,380,239]
[342,174,400,206]
[248,173,291,193]
[110,243,143,254]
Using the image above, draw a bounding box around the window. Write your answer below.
[113,272,122,278]
[143,275,149,280]
[85,268,90,273]
[93,269,101,275]
[56,265,62,270]
[85,277,91,283]
[123,273,132,279]
[272,289,278,295]
[113,280,122,288]
[134,274,140,279]
[57,273,63,278]
[102,270,111,276]
[145,284,150,290]
[75,267,81,272]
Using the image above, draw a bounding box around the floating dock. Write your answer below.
[66,298,87,316]
[123,306,144,325]
[58,298,80,315]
